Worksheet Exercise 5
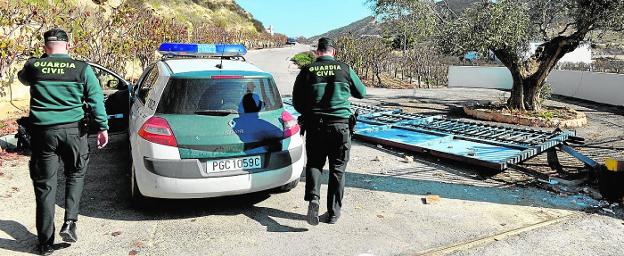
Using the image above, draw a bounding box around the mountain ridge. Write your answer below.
[308,16,380,42]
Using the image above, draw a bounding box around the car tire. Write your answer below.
[277,179,299,192]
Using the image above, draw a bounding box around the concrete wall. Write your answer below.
[448,66,513,90]
[448,66,624,106]
[549,70,624,106]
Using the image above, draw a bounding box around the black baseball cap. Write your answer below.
[43,28,69,43]
[318,37,335,49]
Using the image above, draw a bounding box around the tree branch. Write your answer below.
[557,22,576,35]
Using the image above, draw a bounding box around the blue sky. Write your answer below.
[235,0,374,38]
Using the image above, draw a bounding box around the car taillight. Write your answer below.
[138,116,178,147]
[281,111,300,138]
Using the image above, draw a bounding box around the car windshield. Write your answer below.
[156,77,283,115]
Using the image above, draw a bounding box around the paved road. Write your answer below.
[246,44,312,95]
[1,46,623,256]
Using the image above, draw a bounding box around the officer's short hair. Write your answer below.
[43,28,69,43]
[317,37,336,53]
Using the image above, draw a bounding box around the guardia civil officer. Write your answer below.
[18,28,109,255]
[292,37,366,225]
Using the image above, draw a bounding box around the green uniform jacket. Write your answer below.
[18,54,109,130]
[292,56,366,119]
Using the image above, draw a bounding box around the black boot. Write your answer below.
[37,244,54,255]
[326,214,340,224]
[59,220,77,243]
[306,199,320,226]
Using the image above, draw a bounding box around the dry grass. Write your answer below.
[476,104,580,121]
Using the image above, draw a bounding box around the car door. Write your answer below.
[129,64,159,143]
[88,63,132,133]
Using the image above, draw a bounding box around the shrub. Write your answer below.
[291,51,315,68]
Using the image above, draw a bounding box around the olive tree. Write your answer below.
[373,0,624,110]
[445,0,624,110]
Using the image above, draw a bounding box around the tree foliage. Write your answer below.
[0,0,287,85]
[336,34,448,88]
[372,0,439,50]
[330,0,447,88]
[371,0,624,110]
[445,0,624,110]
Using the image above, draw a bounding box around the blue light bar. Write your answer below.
[158,43,247,57]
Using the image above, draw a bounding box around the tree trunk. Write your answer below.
[506,69,525,110]
[523,77,542,111]
[495,33,585,111]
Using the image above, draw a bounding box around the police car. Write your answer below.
[104,43,304,201]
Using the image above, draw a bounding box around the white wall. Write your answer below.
[549,70,624,106]
[447,66,512,89]
[448,66,624,106]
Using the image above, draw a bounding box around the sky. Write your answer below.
[235,0,374,38]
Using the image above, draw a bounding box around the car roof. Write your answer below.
[163,59,270,77]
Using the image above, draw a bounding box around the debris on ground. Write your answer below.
[133,240,145,248]
[111,231,123,237]
[582,187,603,200]
[423,195,441,204]
[128,250,139,255]
[376,214,384,219]
[0,118,19,136]
[0,151,28,168]
[403,155,414,163]
[598,201,611,208]
[372,156,381,162]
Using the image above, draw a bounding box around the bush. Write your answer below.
[291,51,315,68]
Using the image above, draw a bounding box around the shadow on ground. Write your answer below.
[49,132,603,225]
[50,133,307,232]
[0,220,37,254]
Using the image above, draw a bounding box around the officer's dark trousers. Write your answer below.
[304,120,351,217]
[29,125,89,245]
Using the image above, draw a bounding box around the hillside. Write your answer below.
[0,0,284,120]
[308,16,380,42]
[307,0,479,42]
[134,0,264,33]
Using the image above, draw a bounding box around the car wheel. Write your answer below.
[278,179,299,192]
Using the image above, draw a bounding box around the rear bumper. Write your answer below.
[135,144,305,199]
[143,145,303,179]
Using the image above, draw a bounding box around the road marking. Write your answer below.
[410,212,578,256]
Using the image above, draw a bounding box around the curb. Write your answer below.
[463,107,588,128]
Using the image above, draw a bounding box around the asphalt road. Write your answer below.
[246,44,312,95]
[1,45,623,256]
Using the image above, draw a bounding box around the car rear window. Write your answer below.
[156,77,283,114]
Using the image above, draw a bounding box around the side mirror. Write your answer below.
[107,79,120,89]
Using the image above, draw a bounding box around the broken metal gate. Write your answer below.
[284,99,596,171]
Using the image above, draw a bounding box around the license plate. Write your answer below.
[206,155,262,173]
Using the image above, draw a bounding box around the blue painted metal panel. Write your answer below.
[282,98,577,171]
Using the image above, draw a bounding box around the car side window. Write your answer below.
[137,66,159,103]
